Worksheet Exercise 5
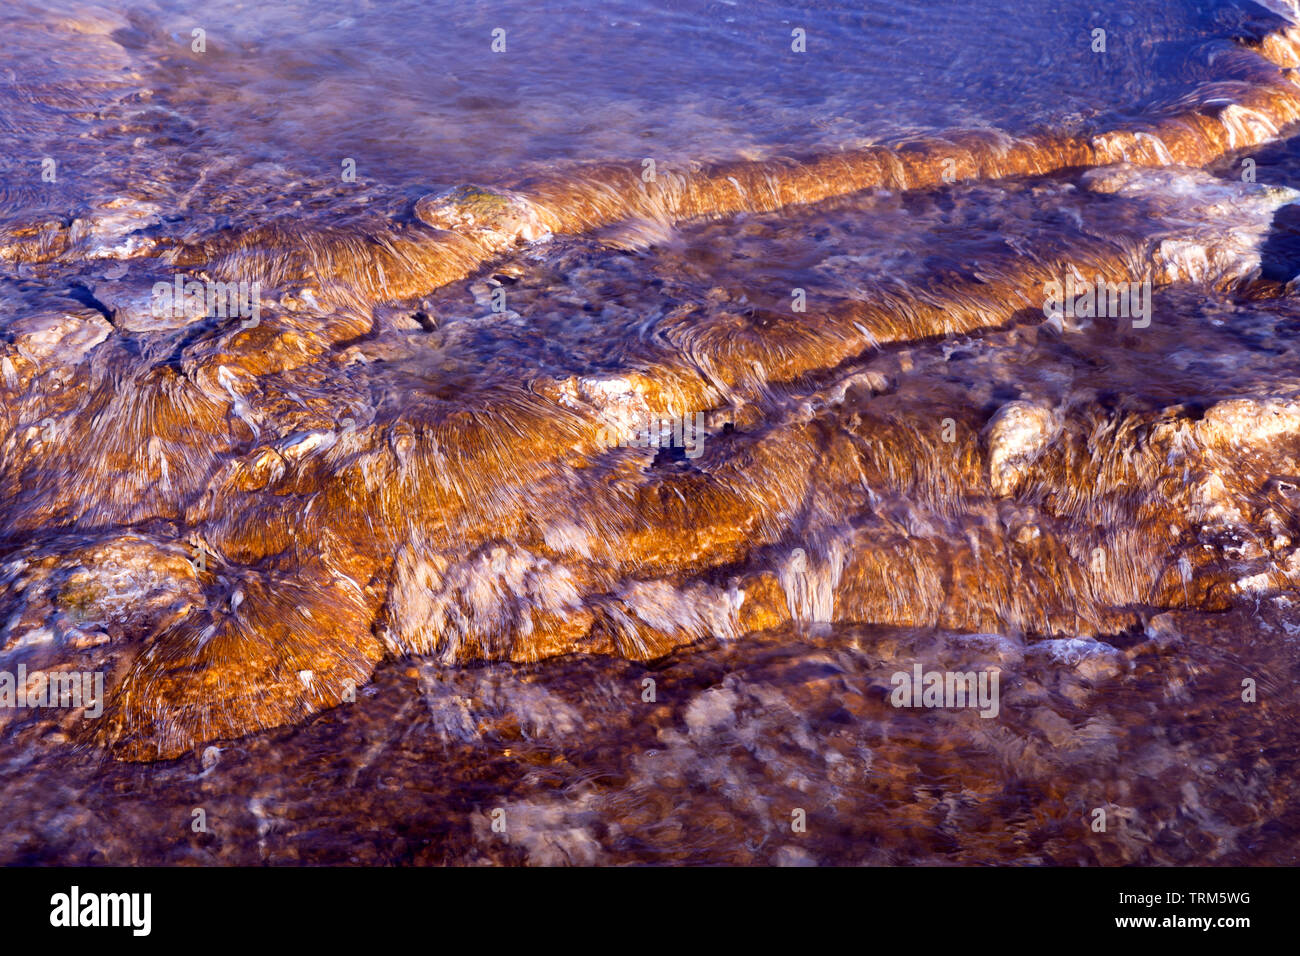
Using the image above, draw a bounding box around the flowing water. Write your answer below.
[2,0,1300,865]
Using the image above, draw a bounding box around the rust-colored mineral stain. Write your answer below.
[1,0,1299,865]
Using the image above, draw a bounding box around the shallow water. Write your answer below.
[1,0,1300,864]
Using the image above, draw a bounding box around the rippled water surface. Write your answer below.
[2,0,1300,865]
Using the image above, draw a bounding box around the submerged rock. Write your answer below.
[413,184,551,253]
[984,401,1060,497]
